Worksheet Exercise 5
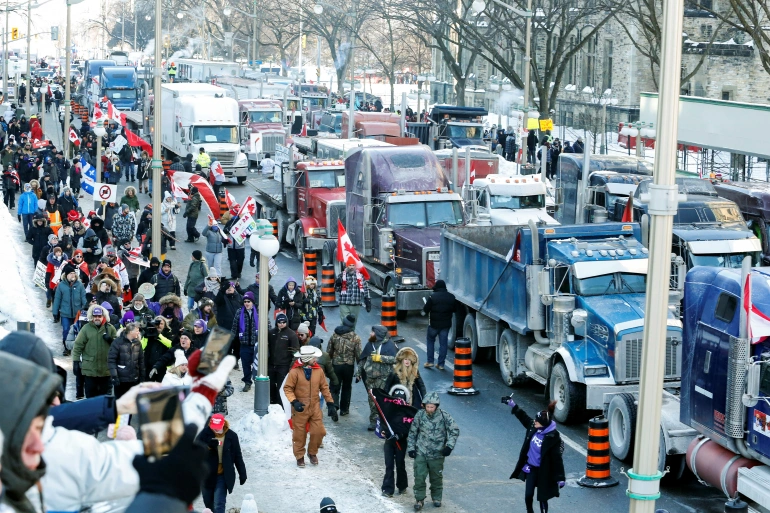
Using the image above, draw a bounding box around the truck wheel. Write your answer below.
[607,393,637,461]
[499,329,527,386]
[236,177,246,185]
[276,211,288,245]
[462,313,479,363]
[549,362,585,424]
[447,314,457,350]
[295,229,305,262]
[385,279,408,321]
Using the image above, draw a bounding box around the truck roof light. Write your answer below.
[571,250,579,257]
[641,248,649,254]
[544,228,556,234]
[629,249,637,255]
[586,250,594,256]
[622,224,632,231]
[490,178,496,183]
[534,176,539,182]
[609,250,617,256]
[395,267,402,274]
[398,189,406,195]
[599,250,608,256]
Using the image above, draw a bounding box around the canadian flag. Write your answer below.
[189,174,222,219]
[743,272,770,344]
[209,161,225,185]
[238,196,257,218]
[68,127,81,146]
[469,167,476,184]
[336,219,370,279]
[104,98,122,124]
[224,189,239,213]
[169,177,189,200]
[91,104,104,127]
[128,245,143,259]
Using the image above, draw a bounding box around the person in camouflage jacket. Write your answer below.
[327,314,362,416]
[356,324,398,430]
[300,276,324,334]
[407,391,460,510]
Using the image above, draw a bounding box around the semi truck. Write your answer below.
[467,174,558,226]
[335,145,464,316]
[247,159,347,261]
[681,261,770,507]
[407,105,489,150]
[713,180,770,265]
[440,222,686,435]
[99,66,140,111]
[236,99,286,167]
[175,59,240,82]
[433,147,499,188]
[160,83,248,183]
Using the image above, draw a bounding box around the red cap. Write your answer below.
[209,414,225,430]
[67,210,80,222]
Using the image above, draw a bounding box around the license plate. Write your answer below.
[428,253,440,261]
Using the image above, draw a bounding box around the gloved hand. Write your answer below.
[239,475,247,486]
[292,400,305,412]
[53,314,60,323]
[123,285,130,293]
[355,376,361,383]
[388,433,400,441]
[558,481,565,489]
[17,214,21,222]
[371,354,382,363]
[132,424,209,505]
[149,368,158,379]
[111,376,121,389]
[507,398,516,408]
[103,332,114,343]
[442,447,452,457]
[318,310,325,325]
[207,438,219,449]
[522,464,531,474]
[364,297,372,313]
[327,403,338,421]
[72,361,81,374]
[408,450,416,459]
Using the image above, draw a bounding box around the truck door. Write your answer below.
[748,351,770,455]
[296,171,307,216]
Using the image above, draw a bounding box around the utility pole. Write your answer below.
[251,0,257,68]
[151,0,161,258]
[4,0,9,106]
[24,0,30,116]
[627,0,684,509]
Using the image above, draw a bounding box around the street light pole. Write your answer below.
[4,0,9,106]
[64,0,71,157]
[151,0,161,258]
[251,0,257,68]
[24,0,30,116]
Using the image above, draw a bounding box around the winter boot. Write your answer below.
[296,457,305,468]
[414,501,424,511]
[308,454,318,465]
[368,420,376,431]
[433,501,441,507]
[242,382,252,392]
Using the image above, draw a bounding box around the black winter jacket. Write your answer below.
[197,425,246,493]
[231,306,258,346]
[423,284,457,330]
[384,371,427,406]
[150,271,181,298]
[215,287,243,333]
[108,334,146,383]
[267,326,300,368]
[28,221,52,262]
[153,344,198,372]
[275,286,305,330]
[510,405,566,502]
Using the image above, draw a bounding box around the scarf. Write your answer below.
[287,288,296,300]
[340,270,363,293]
[205,277,221,296]
[238,307,257,337]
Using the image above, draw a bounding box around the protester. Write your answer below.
[384,347,426,407]
[215,280,243,369]
[334,261,371,328]
[296,321,311,346]
[161,191,180,250]
[72,304,117,398]
[150,259,181,298]
[301,275,324,334]
[161,349,193,386]
[308,336,339,404]
[231,291,259,391]
[184,250,208,310]
[197,413,247,513]
[267,312,300,403]
[422,280,456,371]
[202,219,225,275]
[183,185,202,242]
[107,322,145,397]
[327,314,361,417]
[356,325,398,430]
[52,262,87,356]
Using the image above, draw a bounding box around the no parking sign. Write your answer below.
[95,183,117,203]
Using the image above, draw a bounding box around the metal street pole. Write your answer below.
[297,18,302,81]
[63,0,71,157]
[133,0,136,49]
[24,0,29,116]
[316,34,320,83]
[95,129,102,182]
[251,0,257,68]
[3,0,9,106]
[627,0,684,508]
[521,0,532,162]
[151,0,161,257]
[601,102,607,154]
[254,253,269,415]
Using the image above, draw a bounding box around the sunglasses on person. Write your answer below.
[277,320,287,324]
[74,254,82,259]
[243,299,253,304]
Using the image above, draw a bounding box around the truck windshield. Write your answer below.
[387,201,464,228]
[249,110,282,123]
[287,99,300,111]
[105,89,137,100]
[447,124,482,139]
[303,97,327,109]
[574,272,647,296]
[688,252,760,268]
[192,126,238,144]
[491,194,545,209]
[308,170,345,188]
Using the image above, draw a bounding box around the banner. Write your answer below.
[33,262,46,289]
[229,214,257,245]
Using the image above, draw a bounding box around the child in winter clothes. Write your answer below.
[275,276,305,331]
[301,276,324,334]
[161,349,194,386]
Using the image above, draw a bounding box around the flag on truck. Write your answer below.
[744,271,770,344]
[68,127,81,146]
[336,219,370,279]
[80,156,96,195]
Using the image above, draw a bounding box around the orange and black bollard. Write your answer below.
[578,416,619,488]
[448,337,479,395]
[320,265,337,306]
[381,294,398,338]
[303,250,318,282]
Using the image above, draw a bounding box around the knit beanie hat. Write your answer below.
[320,497,338,512]
[296,322,310,335]
[192,250,202,260]
[276,313,288,324]
[174,349,188,367]
[342,314,356,328]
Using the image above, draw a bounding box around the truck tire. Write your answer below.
[385,279,408,321]
[607,393,637,461]
[462,313,479,363]
[447,314,457,350]
[549,362,585,424]
[276,211,289,245]
[236,176,246,185]
[294,228,305,262]
[499,329,527,387]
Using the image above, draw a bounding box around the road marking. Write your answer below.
[407,337,454,371]
[561,432,588,457]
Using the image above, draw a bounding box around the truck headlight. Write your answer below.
[308,227,327,236]
[236,154,248,166]
[401,276,419,285]
[584,365,608,377]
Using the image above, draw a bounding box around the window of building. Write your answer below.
[722,89,733,101]
[602,39,613,91]
[581,32,597,89]
[566,36,577,85]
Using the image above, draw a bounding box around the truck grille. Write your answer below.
[262,133,285,154]
[615,334,681,382]
[209,152,236,167]
[328,202,346,238]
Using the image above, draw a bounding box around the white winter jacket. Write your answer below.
[161,371,193,387]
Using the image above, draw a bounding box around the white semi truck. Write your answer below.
[468,174,558,226]
[160,83,248,183]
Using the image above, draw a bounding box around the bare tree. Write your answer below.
[255,0,301,75]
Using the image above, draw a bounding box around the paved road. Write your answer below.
[48,114,726,512]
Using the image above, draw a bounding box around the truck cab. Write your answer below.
[430,105,488,149]
[586,171,648,222]
[99,66,139,111]
[298,83,329,129]
[470,174,558,226]
[237,99,286,167]
[79,59,116,113]
[714,180,770,265]
[433,147,499,188]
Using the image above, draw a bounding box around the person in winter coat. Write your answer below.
[2,165,17,210]
[99,202,119,232]
[527,130,538,164]
[422,280,457,370]
[150,259,181,298]
[18,183,38,237]
[327,314,362,416]
[572,136,584,153]
[92,273,122,317]
[116,240,141,295]
[334,261,371,328]
[137,256,160,289]
[69,158,82,194]
[89,216,110,248]
[241,272,277,313]
[231,292,259,391]
[111,204,136,243]
[215,280,242,367]
[155,293,184,334]
[183,250,208,310]
[52,262,87,355]
[45,195,63,235]
[142,315,173,381]
[225,231,246,280]
[77,227,103,268]
[213,378,234,416]
[384,347,427,407]
[198,414,247,513]
[202,219,225,275]
[137,150,150,193]
[107,322,145,397]
[183,297,217,331]
[505,131,518,162]
[183,185,202,242]
[45,245,68,305]
[150,329,199,377]
[300,276,324,334]
[69,216,87,246]
[161,349,193,387]
[506,398,566,513]
[275,276,305,330]
[357,325,399,430]
[267,312,300,404]
[27,213,52,264]
[57,188,78,224]
[308,336,339,392]
[72,304,118,398]
[407,391,461,510]
[160,191,180,250]
[283,345,337,467]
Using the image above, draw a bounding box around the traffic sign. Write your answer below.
[254,60,262,65]
[539,118,554,131]
[95,183,116,203]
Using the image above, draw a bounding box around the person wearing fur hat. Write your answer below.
[93,273,122,318]
[275,276,305,330]
[26,213,52,264]
[72,304,118,398]
[267,312,300,403]
[300,275,324,334]
[231,291,259,391]
[184,250,208,310]
[327,314,362,417]
[197,413,247,513]
[107,321,145,397]
[384,347,427,407]
[119,185,140,212]
[183,297,218,332]
[505,398,565,513]
[161,349,193,386]
[52,262,87,356]
[103,243,131,293]
[356,325,399,431]
[150,259,181,299]
[282,345,337,467]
